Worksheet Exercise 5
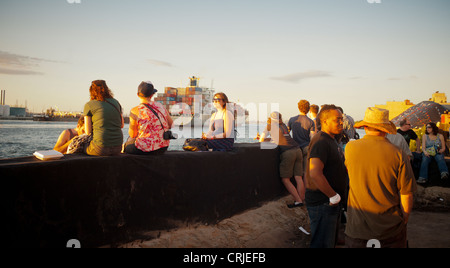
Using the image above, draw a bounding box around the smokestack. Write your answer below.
[1,90,4,105]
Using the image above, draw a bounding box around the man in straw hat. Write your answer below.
[344,107,417,248]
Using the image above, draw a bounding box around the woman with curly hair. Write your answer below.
[417,122,449,183]
[83,80,124,156]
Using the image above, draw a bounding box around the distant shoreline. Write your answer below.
[0,117,33,121]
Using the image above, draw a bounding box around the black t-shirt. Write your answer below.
[305,131,348,206]
[397,129,418,146]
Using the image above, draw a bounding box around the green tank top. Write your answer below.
[83,98,123,147]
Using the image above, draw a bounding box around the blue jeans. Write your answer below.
[419,153,449,179]
[307,203,341,248]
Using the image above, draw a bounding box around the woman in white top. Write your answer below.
[203,92,235,151]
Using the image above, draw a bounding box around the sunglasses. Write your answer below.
[213,98,224,103]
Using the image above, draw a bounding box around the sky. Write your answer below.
[0,0,449,121]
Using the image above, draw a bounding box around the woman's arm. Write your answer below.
[85,116,93,136]
[53,130,72,154]
[223,110,234,138]
[259,131,267,143]
[128,107,139,138]
[422,134,429,157]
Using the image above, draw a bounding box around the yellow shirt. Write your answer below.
[344,135,417,240]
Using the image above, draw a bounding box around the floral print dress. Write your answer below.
[135,102,170,152]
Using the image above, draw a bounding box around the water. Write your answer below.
[0,120,266,159]
[0,120,366,160]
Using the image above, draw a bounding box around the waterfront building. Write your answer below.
[375,100,415,120]
[430,91,449,105]
[9,107,26,117]
[0,105,10,117]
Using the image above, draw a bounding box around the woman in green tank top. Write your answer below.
[83,80,124,156]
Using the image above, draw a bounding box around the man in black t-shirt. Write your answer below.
[305,105,348,248]
[397,119,418,146]
[397,119,422,168]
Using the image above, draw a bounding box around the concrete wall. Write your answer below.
[0,144,284,248]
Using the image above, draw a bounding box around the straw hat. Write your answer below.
[354,107,397,134]
[270,111,281,122]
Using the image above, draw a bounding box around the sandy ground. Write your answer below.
[121,186,450,248]
[121,195,311,248]
[408,211,450,248]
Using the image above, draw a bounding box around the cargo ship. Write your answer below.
[155,76,249,127]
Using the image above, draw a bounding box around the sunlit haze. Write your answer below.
[1,0,449,121]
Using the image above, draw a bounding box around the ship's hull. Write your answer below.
[33,116,79,122]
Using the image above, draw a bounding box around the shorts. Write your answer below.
[279,147,303,178]
[85,141,122,156]
[124,138,168,155]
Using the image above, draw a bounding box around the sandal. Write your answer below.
[287,202,304,208]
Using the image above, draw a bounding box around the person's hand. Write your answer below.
[329,193,341,207]
[423,151,430,157]
[203,133,214,140]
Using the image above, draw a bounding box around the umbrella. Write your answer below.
[391,101,448,128]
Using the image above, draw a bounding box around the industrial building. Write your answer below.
[0,90,27,118]
[0,90,10,117]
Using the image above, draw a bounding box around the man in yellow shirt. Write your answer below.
[345,107,417,248]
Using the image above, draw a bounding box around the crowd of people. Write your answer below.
[52,80,449,248]
[258,100,448,248]
[53,80,236,156]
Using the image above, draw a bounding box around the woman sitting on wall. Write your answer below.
[417,122,449,183]
[203,92,235,151]
[53,116,85,154]
[83,80,124,156]
[124,81,173,155]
